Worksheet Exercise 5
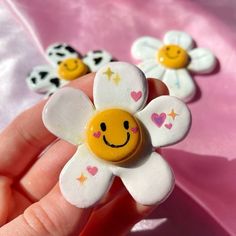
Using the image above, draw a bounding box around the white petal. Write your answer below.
[131,36,163,60]
[138,59,166,79]
[82,50,113,72]
[46,43,81,67]
[136,95,191,147]
[163,31,193,51]
[94,62,148,113]
[162,69,196,101]
[111,152,174,205]
[60,144,113,208]
[188,48,216,73]
[42,87,95,145]
[26,65,61,95]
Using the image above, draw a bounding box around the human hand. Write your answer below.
[0,73,169,236]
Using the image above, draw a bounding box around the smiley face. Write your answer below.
[157,45,189,69]
[86,109,142,163]
[58,58,89,81]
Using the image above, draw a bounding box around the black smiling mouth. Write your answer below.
[165,53,179,59]
[103,132,130,148]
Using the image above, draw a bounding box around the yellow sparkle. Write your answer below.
[113,73,121,85]
[103,67,114,80]
[77,173,87,184]
[168,109,178,120]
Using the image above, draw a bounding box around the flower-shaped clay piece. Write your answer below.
[26,43,113,96]
[131,30,217,101]
[42,62,191,208]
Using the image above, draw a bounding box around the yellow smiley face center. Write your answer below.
[157,44,189,69]
[86,109,142,163]
[58,58,89,81]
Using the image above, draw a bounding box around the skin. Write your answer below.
[0,73,169,236]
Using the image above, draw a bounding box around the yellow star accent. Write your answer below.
[77,173,87,184]
[168,109,178,120]
[103,67,114,80]
[113,73,121,85]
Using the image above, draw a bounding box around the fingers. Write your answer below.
[81,188,155,236]
[0,177,12,226]
[67,72,95,99]
[0,177,33,227]
[147,78,169,101]
[0,184,92,236]
[0,73,94,178]
[8,190,32,222]
[18,140,76,201]
[0,77,166,234]
[0,100,55,177]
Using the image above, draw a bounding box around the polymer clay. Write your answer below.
[42,62,191,208]
[26,43,113,96]
[131,30,216,101]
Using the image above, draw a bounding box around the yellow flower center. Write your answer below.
[157,45,189,69]
[58,58,89,81]
[86,109,142,163]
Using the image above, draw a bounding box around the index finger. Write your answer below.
[0,73,94,177]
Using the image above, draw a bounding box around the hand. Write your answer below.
[0,73,169,236]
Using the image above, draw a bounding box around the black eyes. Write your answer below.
[100,121,129,131]
[166,47,181,54]
[123,121,129,130]
[100,122,106,131]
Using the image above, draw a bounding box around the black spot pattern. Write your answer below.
[39,71,48,79]
[65,46,76,53]
[54,44,63,49]
[56,52,65,57]
[31,77,36,84]
[50,78,60,87]
[94,57,102,65]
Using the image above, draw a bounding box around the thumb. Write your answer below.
[0,184,92,236]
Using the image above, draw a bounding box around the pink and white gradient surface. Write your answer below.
[0,0,235,235]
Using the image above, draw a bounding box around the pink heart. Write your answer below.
[87,166,98,176]
[151,113,166,127]
[93,131,101,138]
[165,123,173,129]
[131,127,139,133]
[131,91,142,102]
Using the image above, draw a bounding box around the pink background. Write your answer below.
[1,0,236,235]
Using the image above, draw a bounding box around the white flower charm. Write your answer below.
[131,30,217,101]
[26,43,113,96]
[42,62,191,208]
